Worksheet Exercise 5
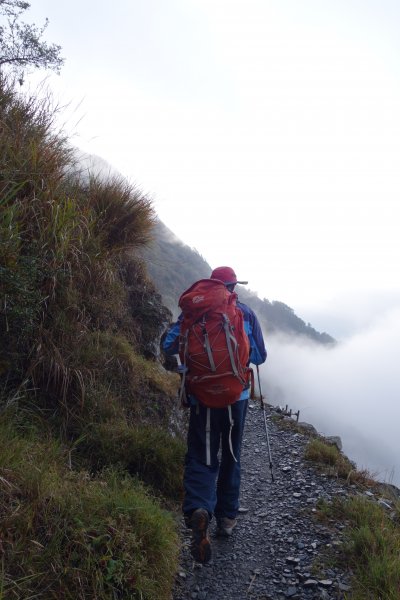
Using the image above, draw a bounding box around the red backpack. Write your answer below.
[178,278,251,408]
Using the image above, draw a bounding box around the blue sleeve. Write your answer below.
[162,315,182,355]
[238,302,267,365]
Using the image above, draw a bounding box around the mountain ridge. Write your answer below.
[141,219,335,345]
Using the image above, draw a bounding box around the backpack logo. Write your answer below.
[178,279,250,408]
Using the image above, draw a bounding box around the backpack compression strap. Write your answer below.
[222,314,240,378]
[202,319,216,372]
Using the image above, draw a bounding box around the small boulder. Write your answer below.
[325,436,342,451]
[297,422,318,435]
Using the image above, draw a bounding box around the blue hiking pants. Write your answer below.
[183,399,248,520]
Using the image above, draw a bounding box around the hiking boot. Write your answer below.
[190,508,211,563]
[216,516,237,537]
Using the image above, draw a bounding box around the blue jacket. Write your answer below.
[163,299,267,401]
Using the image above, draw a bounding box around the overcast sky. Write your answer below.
[27,0,400,338]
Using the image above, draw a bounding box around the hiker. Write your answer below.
[163,266,267,563]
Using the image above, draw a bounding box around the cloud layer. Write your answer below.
[262,307,400,486]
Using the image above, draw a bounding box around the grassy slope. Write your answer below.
[0,77,184,599]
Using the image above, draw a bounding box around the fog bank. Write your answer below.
[295,289,400,340]
[262,307,400,486]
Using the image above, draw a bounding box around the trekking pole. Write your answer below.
[256,365,274,482]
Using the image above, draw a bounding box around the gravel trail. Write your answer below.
[173,403,353,600]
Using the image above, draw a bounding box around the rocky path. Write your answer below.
[172,403,353,600]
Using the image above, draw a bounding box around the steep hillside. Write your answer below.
[0,77,184,599]
[141,220,335,344]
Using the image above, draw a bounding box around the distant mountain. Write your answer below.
[141,220,335,345]
[139,219,210,315]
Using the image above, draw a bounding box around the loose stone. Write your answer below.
[318,579,333,587]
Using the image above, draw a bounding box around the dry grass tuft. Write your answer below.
[86,174,156,252]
